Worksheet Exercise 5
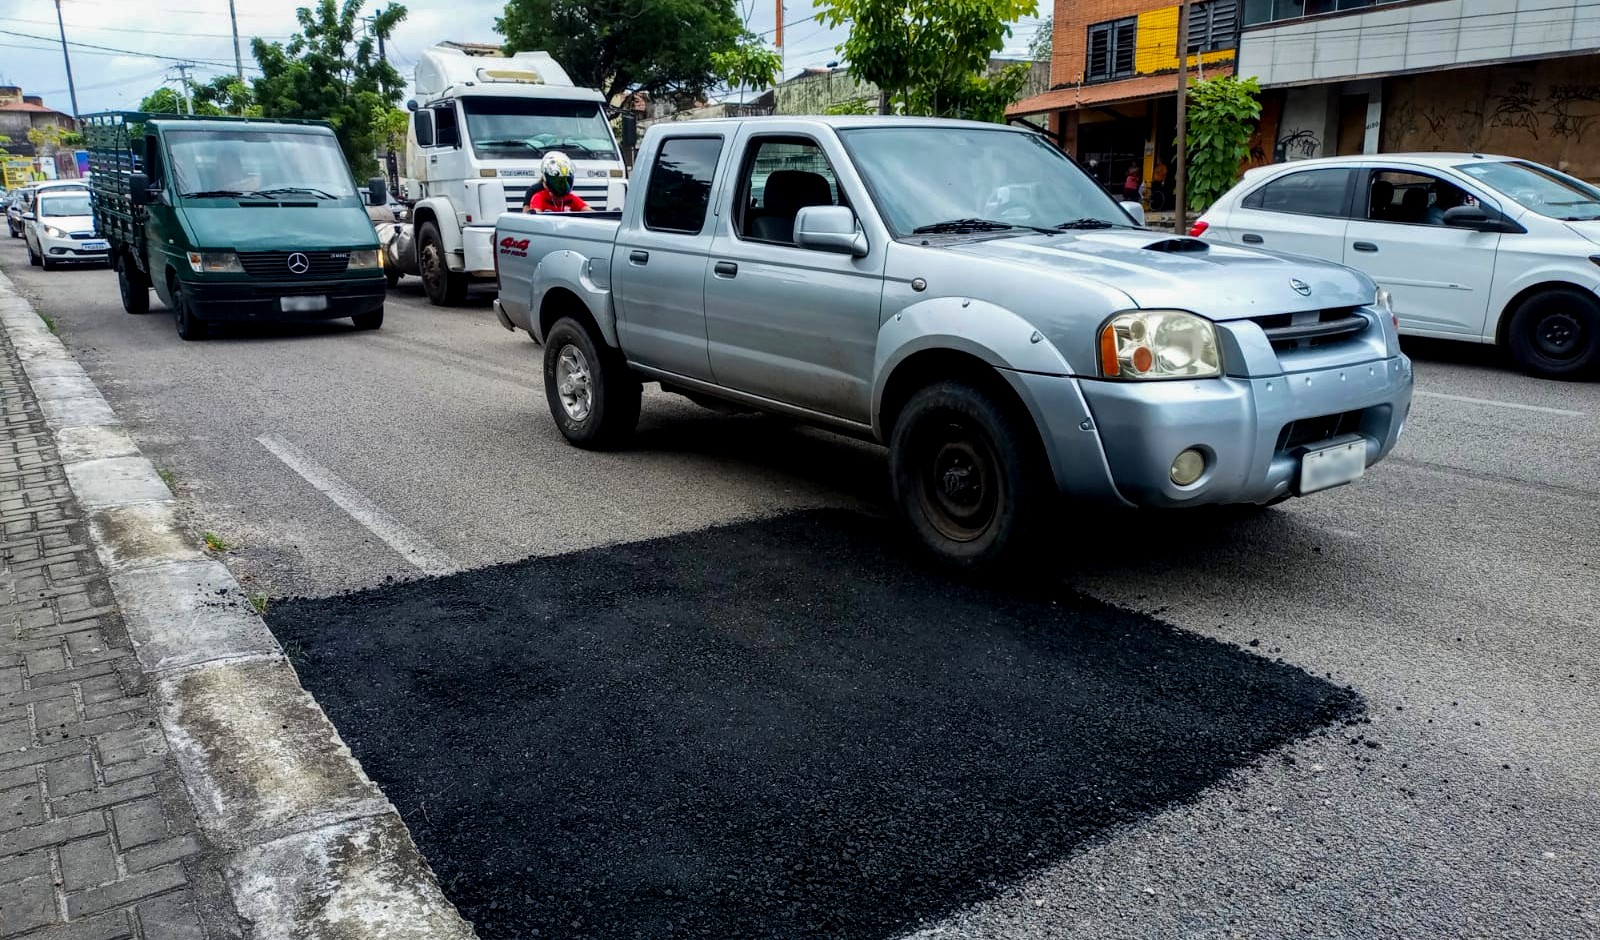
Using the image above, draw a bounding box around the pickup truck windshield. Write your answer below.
[838,126,1129,236]
[38,193,92,217]
[1455,160,1600,221]
[166,130,358,200]
[461,97,619,161]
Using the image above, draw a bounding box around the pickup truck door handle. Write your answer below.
[1352,241,1378,253]
[1241,233,1264,244]
[713,261,738,278]
[628,250,649,265]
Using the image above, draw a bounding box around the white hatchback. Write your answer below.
[23,189,107,271]
[1193,154,1600,379]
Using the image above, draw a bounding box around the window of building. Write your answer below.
[1086,18,1137,83]
[1243,0,1405,28]
[1187,0,1240,53]
[1241,167,1354,217]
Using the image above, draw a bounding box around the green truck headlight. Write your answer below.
[347,250,381,270]
[187,251,243,274]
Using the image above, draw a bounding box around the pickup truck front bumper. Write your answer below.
[186,276,386,322]
[1014,354,1413,508]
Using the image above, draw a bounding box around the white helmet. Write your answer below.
[541,151,575,198]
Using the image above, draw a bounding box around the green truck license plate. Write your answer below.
[280,295,328,312]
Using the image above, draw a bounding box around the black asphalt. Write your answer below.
[268,510,1359,940]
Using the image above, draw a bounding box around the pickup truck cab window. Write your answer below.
[838,126,1126,236]
[643,136,723,235]
[736,137,844,245]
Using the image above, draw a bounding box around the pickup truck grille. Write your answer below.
[1277,408,1366,452]
[1248,307,1369,351]
[237,250,350,278]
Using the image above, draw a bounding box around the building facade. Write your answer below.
[1009,0,1241,200]
[1239,0,1600,179]
[0,87,77,157]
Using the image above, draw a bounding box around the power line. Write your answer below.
[0,26,260,70]
[0,14,290,41]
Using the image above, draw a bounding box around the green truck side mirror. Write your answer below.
[129,173,151,207]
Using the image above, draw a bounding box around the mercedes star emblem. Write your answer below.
[1290,278,1312,296]
[286,252,311,275]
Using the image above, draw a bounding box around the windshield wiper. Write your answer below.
[911,217,1055,235]
[1054,218,1117,230]
[180,189,262,199]
[255,187,340,200]
[477,138,539,149]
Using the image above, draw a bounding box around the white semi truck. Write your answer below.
[386,42,627,305]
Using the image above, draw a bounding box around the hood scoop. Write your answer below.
[1141,236,1209,253]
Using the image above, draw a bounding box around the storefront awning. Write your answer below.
[1008,65,1235,118]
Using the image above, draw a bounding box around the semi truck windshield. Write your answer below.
[461,97,619,161]
[166,131,359,199]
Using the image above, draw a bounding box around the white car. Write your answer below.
[1193,154,1600,379]
[24,188,108,270]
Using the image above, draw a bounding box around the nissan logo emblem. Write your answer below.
[1290,278,1312,296]
[286,252,311,275]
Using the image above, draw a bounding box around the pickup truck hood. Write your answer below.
[180,206,379,252]
[947,230,1376,319]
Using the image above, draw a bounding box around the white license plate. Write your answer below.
[280,295,328,312]
[83,240,109,251]
[1298,436,1367,494]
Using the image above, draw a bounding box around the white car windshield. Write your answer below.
[167,130,359,199]
[38,193,92,217]
[838,126,1131,236]
[1455,160,1600,221]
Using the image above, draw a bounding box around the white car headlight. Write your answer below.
[187,251,243,274]
[1098,309,1221,379]
[43,225,64,239]
[347,249,381,270]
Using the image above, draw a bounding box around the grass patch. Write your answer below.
[202,531,230,553]
[37,312,57,335]
[157,469,176,491]
[247,591,269,615]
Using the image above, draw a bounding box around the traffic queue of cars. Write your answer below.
[4,179,109,270]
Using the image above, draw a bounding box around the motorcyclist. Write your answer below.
[526,151,589,213]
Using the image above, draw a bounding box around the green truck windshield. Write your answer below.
[166,130,358,200]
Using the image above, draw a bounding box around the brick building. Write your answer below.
[1008,0,1240,201]
[0,87,77,157]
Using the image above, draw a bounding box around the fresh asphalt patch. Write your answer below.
[267,510,1360,940]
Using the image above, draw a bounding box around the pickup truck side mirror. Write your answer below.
[794,205,867,258]
[1443,204,1523,233]
[367,176,388,207]
[1120,200,1146,227]
[129,172,151,207]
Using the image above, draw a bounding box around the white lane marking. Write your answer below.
[256,434,459,577]
[1413,390,1587,417]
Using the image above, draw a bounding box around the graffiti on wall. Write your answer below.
[1546,83,1600,142]
[1275,128,1321,160]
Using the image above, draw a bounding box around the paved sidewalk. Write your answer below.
[0,329,237,938]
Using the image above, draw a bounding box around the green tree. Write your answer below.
[1029,15,1052,61]
[1184,75,1262,212]
[711,32,782,94]
[815,0,1037,118]
[250,0,406,177]
[138,86,222,115]
[496,0,746,104]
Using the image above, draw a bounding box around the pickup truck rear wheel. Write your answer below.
[890,380,1048,569]
[1506,288,1600,379]
[543,317,640,449]
[116,255,149,315]
[418,222,467,306]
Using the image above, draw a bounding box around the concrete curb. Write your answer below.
[0,272,477,939]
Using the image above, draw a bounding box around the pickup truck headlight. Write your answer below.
[347,249,381,270]
[1098,309,1221,379]
[187,251,243,274]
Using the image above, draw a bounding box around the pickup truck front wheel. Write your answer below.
[890,380,1047,569]
[543,318,640,449]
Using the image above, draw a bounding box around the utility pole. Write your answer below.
[1174,0,1191,233]
[228,0,245,84]
[363,8,397,190]
[53,0,80,119]
[173,63,196,115]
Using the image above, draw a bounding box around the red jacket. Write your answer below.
[527,189,590,213]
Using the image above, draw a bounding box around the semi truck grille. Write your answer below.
[237,250,350,278]
[502,183,611,213]
[1249,307,1369,351]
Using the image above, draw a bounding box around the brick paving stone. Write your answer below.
[0,330,233,937]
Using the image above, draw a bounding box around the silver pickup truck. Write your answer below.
[493,117,1413,568]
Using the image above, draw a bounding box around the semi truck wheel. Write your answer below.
[418,222,467,306]
[889,380,1048,570]
[116,255,149,315]
[543,317,640,449]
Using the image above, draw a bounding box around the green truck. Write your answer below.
[84,112,387,340]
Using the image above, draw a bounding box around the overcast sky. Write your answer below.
[0,0,1043,115]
